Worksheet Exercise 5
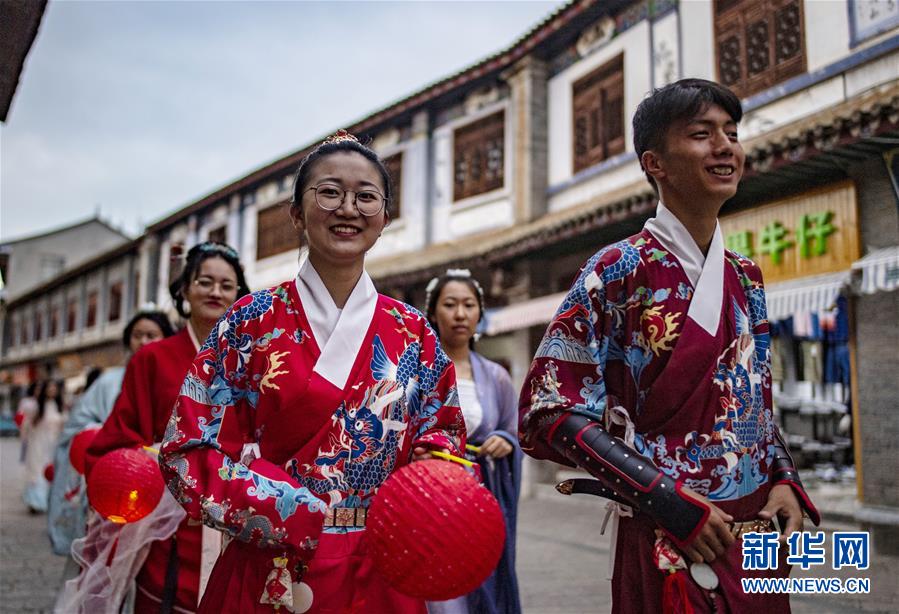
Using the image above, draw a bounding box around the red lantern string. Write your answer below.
[69,426,101,475]
[365,460,505,601]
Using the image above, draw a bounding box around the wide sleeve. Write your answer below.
[158,301,327,556]
[518,257,610,463]
[48,370,125,554]
[492,363,520,443]
[408,319,465,456]
[85,353,158,474]
[60,370,124,450]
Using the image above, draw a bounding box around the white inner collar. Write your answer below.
[295,257,378,389]
[644,202,725,335]
[186,321,202,351]
[296,258,343,349]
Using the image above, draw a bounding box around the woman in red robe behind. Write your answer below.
[159,132,465,613]
[85,241,250,613]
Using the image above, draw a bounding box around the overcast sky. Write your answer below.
[0,0,561,241]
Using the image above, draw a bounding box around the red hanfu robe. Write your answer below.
[86,327,203,613]
[520,205,816,613]
[159,267,465,613]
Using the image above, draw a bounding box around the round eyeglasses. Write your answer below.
[306,184,387,217]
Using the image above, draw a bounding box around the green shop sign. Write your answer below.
[725,211,836,265]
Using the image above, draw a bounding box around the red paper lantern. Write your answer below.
[44,463,55,482]
[365,460,505,601]
[69,426,100,475]
[87,448,165,524]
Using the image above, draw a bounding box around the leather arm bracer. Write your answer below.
[770,428,821,525]
[547,413,709,548]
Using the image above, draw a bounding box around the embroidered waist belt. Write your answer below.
[323,507,367,528]
[728,518,774,538]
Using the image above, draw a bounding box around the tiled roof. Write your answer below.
[146,0,619,232]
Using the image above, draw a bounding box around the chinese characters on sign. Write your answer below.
[719,182,859,284]
[725,212,836,265]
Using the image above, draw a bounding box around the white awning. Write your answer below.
[483,291,568,336]
[764,271,851,321]
[852,246,899,295]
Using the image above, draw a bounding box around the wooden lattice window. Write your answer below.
[572,54,625,174]
[168,243,184,288]
[86,291,98,328]
[66,301,77,333]
[384,152,403,219]
[108,281,123,322]
[714,0,805,99]
[50,306,59,338]
[453,111,505,201]
[207,225,227,244]
[256,203,298,260]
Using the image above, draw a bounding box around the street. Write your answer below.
[0,437,896,613]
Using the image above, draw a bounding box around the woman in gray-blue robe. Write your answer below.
[47,310,174,555]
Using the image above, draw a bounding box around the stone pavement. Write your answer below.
[0,436,67,613]
[1,437,896,613]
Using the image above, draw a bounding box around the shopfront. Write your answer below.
[721,181,861,486]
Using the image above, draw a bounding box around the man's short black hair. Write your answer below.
[632,78,743,190]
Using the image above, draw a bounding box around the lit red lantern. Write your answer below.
[87,448,165,524]
[69,426,100,475]
[365,460,505,601]
[44,463,55,482]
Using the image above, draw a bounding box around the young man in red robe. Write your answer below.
[519,79,819,612]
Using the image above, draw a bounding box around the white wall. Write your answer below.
[741,76,845,139]
[805,0,852,71]
[652,11,681,88]
[679,0,715,80]
[369,136,429,260]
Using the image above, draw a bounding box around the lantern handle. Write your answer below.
[429,450,475,468]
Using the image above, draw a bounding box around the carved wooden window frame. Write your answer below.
[108,281,123,322]
[714,0,806,99]
[256,202,298,260]
[384,152,403,219]
[86,290,98,329]
[453,110,505,202]
[572,54,625,174]
[207,225,227,245]
[66,300,77,334]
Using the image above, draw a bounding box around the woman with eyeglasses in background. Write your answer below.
[82,242,250,613]
[48,309,175,558]
[159,132,464,613]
